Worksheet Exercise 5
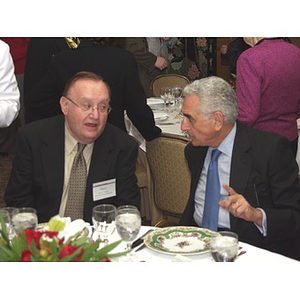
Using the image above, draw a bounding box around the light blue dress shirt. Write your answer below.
[193,123,266,235]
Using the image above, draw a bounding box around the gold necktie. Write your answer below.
[64,143,87,220]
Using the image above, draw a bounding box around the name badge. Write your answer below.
[93,179,116,201]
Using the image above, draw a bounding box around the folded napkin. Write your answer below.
[58,218,90,240]
[147,97,164,106]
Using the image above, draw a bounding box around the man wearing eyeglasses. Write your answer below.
[5,71,140,224]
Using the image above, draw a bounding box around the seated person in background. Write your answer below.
[24,37,161,142]
[0,40,20,128]
[5,71,140,224]
[179,76,300,260]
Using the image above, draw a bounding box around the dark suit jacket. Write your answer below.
[180,122,300,260]
[4,115,140,224]
[24,38,161,141]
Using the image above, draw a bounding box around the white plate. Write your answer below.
[154,112,168,122]
[144,226,219,255]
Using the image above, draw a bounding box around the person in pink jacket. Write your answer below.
[236,37,300,157]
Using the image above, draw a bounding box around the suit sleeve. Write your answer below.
[114,138,141,209]
[123,52,161,141]
[263,136,300,243]
[4,128,36,208]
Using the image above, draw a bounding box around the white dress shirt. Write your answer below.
[59,125,94,217]
[0,40,20,127]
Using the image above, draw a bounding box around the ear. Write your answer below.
[212,111,224,130]
[60,96,68,115]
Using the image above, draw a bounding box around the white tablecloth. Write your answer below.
[103,226,299,264]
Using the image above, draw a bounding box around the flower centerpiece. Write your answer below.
[0,213,127,262]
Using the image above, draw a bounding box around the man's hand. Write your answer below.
[155,57,168,70]
[219,184,263,226]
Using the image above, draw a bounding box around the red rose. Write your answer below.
[21,249,32,262]
[59,244,85,262]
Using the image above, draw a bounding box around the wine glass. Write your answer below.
[210,231,239,262]
[11,207,38,236]
[115,205,141,261]
[92,204,116,246]
[160,86,173,107]
[1,207,17,240]
[172,86,183,103]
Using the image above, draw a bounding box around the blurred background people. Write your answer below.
[123,38,172,97]
[236,37,300,157]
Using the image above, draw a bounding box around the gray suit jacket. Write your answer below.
[5,115,140,224]
[180,122,300,260]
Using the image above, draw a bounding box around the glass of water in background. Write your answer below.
[11,207,38,236]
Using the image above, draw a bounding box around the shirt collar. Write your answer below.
[209,122,237,156]
[65,124,93,156]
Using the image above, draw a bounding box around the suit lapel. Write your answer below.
[229,122,253,230]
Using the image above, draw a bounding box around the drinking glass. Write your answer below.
[0,209,10,234]
[1,207,17,240]
[115,205,141,261]
[210,231,239,262]
[160,87,173,106]
[11,207,38,236]
[92,204,116,246]
[172,86,182,103]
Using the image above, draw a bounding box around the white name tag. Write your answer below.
[93,179,116,201]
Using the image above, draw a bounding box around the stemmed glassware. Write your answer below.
[160,86,173,107]
[92,204,116,246]
[11,207,38,236]
[115,205,141,261]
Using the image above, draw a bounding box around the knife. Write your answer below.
[131,229,154,250]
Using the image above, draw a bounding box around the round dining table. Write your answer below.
[101,225,299,264]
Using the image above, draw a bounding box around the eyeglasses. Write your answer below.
[64,96,112,114]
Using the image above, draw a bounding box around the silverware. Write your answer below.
[131,229,154,251]
[237,250,247,257]
[158,122,176,125]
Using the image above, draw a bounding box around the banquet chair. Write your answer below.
[146,133,191,227]
[150,74,190,97]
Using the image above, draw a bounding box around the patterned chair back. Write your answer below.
[146,133,191,226]
[150,74,190,97]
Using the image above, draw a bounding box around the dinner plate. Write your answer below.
[154,112,168,122]
[144,226,219,255]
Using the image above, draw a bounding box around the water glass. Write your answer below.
[210,231,239,262]
[11,207,38,236]
[92,204,116,246]
[115,205,141,252]
[0,209,10,234]
[1,207,17,240]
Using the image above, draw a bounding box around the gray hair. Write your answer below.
[182,76,238,123]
